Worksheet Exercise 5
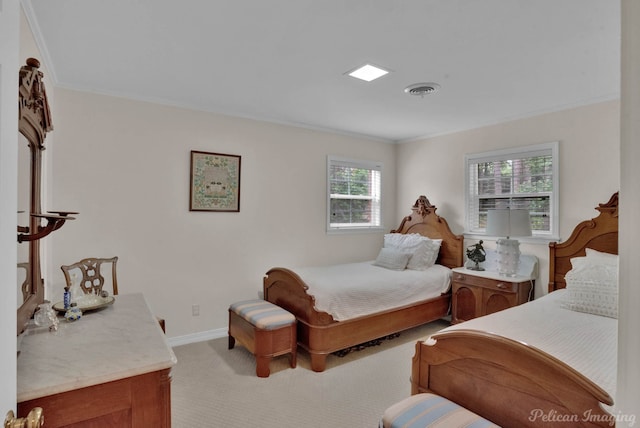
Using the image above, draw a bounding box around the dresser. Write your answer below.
[17,293,176,427]
[451,267,535,324]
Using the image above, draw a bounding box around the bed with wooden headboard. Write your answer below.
[410,192,619,427]
[264,196,464,372]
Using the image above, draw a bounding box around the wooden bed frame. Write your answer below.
[410,192,619,427]
[263,196,464,372]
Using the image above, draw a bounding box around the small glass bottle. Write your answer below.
[63,286,71,309]
[34,302,52,326]
[34,301,59,331]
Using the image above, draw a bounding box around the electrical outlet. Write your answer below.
[192,304,200,316]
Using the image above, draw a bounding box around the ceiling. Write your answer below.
[23,0,620,142]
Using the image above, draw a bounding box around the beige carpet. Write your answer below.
[171,319,449,428]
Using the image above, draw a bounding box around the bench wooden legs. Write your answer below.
[256,355,271,378]
[228,310,297,378]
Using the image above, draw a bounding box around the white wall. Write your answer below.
[618,0,640,419]
[46,90,620,338]
[396,101,620,297]
[46,89,397,339]
[0,0,21,414]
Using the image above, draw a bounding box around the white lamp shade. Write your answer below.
[486,209,532,238]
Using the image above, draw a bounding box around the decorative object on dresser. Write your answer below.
[486,208,531,276]
[411,192,619,427]
[264,195,464,372]
[451,267,534,324]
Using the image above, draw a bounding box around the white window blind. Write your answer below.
[327,156,382,232]
[465,142,559,239]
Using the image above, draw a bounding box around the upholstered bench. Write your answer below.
[228,299,297,378]
[380,393,500,428]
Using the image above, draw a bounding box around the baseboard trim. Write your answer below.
[168,327,227,348]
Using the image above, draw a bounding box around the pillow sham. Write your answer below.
[373,247,412,271]
[585,248,618,266]
[407,239,442,270]
[383,233,425,251]
[569,248,618,273]
[383,233,442,270]
[569,256,589,271]
[564,262,618,318]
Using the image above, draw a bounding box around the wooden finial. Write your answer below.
[26,57,41,68]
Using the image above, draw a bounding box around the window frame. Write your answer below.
[326,156,383,234]
[464,141,559,242]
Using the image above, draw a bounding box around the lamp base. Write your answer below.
[496,238,520,277]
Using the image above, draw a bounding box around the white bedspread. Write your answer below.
[293,262,451,322]
[435,289,617,401]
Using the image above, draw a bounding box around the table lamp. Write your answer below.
[486,209,532,276]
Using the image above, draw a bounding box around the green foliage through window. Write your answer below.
[465,142,558,238]
[328,157,382,230]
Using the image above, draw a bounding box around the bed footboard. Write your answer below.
[265,267,451,372]
[411,329,614,427]
[263,267,334,325]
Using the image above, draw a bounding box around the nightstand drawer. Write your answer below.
[452,272,518,293]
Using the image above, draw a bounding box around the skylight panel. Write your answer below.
[347,64,389,82]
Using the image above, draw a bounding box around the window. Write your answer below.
[327,156,382,232]
[465,142,559,240]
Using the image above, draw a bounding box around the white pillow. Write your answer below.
[564,262,618,318]
[407,239,442,270]
[569,256,589,270]
[585,248,618,266]
[383,233,409,249]
[383,233,441,270]
[373,247,411,271]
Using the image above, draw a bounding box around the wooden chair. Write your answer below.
[61,256,119,296]
[61,257,166,333]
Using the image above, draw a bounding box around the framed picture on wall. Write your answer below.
[190,151,241,212]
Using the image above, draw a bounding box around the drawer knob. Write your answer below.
[455,274,465,280]
[496,282,508,289]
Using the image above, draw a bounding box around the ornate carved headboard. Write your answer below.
[391,195,464,269]
[548,192,618,292]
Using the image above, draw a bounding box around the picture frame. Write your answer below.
[190,151,241,212]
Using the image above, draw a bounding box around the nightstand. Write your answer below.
[451,267,534,324]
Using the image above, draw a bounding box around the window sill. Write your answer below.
[327,226,385,235]
[463,232,561,244]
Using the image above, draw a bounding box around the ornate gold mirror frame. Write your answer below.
[17,58,77,335]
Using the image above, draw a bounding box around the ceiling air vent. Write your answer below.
[404,82,441,97]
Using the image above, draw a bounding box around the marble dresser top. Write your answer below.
[17,293,177,402]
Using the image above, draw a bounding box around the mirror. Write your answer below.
[17,134,30,309]
[16,58,47,335]
[16,58,76,335]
